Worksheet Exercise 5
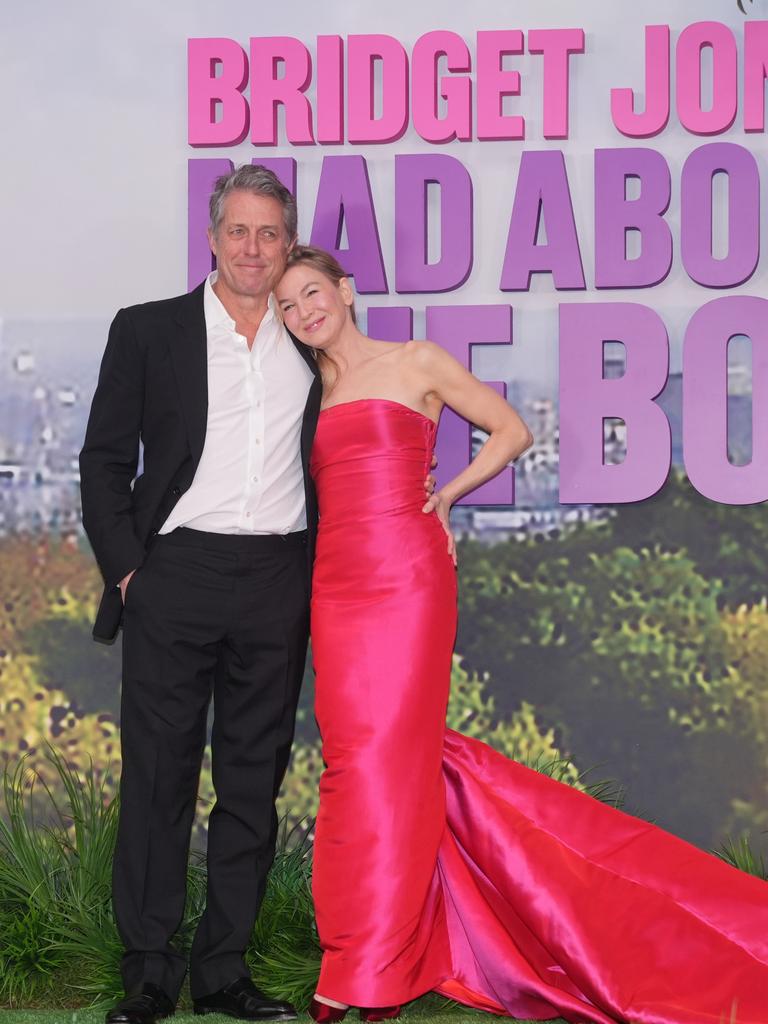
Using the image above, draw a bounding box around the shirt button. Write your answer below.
[255,438,261,445]
[245,512,251,518]
[252,475,259,483]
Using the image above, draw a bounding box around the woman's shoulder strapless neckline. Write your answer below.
[319,397,438,428]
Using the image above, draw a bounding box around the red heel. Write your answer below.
[309,998,349,1023]
[359,1008,402,1021]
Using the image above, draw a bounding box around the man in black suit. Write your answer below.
[80,165,321,1024]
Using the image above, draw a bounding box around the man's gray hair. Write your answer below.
[209,164,297,241]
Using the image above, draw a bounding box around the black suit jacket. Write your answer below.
[79,281,322,643]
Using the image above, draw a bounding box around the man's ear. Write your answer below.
[287,234,297,255]
[207,227,217,257]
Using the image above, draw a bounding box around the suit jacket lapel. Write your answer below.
[169,282,208,466]
[287,328,323,473]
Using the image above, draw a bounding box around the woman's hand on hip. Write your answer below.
[422,491,457,566]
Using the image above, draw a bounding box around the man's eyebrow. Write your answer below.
[225,221,281,230]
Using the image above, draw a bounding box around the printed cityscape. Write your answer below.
[0,316,755,542]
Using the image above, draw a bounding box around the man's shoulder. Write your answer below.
[118,283,205,328]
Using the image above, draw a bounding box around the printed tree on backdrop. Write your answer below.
[609,473,768,609]
[0,538,122,802]
[456,515,768,849]
[721,600,768,836]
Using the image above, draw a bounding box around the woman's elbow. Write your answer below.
[512,423,534,459]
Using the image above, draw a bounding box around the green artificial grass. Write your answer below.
[718,834,768,880]
[0,989,563,1021]
[0,1012,565,1024]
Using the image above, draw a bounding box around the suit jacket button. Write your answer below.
[172,486,181,496]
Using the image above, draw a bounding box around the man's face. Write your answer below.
[208,190,291,302]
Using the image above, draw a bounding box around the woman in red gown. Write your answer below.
[275,247,768,1024]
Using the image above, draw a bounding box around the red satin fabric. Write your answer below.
[309,399,768,1024]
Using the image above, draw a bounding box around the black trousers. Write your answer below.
[114,527,310,1000]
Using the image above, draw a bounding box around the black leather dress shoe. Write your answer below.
[105,983,175,1024]
[193,977,297,1021]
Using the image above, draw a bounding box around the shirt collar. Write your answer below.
[204,272,235,331]
[204,271,279,333]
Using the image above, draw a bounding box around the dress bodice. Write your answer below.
[310,399,438,525]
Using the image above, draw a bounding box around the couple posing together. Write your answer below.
[80,166,767,1024]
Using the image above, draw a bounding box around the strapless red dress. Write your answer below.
[309,399,768,1024]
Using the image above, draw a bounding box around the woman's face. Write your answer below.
[275,262,354,348]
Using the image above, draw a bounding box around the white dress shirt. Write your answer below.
[160,273,314,535]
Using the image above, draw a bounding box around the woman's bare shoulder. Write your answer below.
[400,339,446,363]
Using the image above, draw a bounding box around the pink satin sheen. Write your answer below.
[309,399,768,1024]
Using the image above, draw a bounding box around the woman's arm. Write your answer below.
[412,342,533,554]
